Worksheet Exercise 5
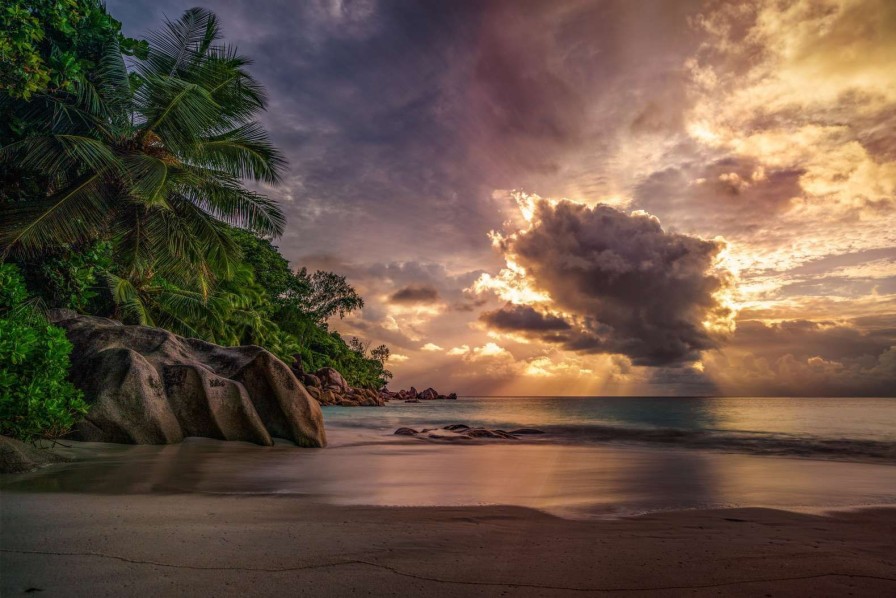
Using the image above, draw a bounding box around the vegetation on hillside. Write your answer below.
[0,3,391,439]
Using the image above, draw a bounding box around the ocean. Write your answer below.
[4,396,895,519]
[325,396,896,461]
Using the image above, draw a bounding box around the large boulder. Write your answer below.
[50,313,326,448]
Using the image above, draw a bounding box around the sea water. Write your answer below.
[324,396,896,461]
[4,397,895,518]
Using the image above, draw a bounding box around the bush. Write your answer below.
[0,264,87,441]
[17,240,114,313]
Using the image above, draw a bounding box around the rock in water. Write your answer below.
[419,387,439,400]
[50,313,327,448]
[0,436,68,474]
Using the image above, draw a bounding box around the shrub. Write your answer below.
[0,263,88,441]
[16,240,114,313]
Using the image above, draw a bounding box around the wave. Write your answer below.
[327,420,895,463]
[522,424,896,463]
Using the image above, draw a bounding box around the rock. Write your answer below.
[302,374,322,389]
[426,433,471,441]
[393,427,418,436]
[447,393,458,400]
[306,386,322,400]
[443,424,470,431]
[510,428,545,435]
[319,389,338,405]
[315,368,348,393]
[50,313,326,448]
[464,428,516,440]
[397,423,528,442]
[0,436,68,474]
[388,386,457,401]
[404,398,420,403]
[419,387,439,400]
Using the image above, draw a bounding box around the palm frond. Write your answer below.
[136,76,221,149]
[1,135,119,175]
[139,7,219,78]
[184,174,285,236]
[153,197,241,281]
[153,279,233,340]
[1,173,113,255]
[104,272,155,327]
[109,203,155,279]
[94,40,134,124]
[121,154,171,205]
[192,122,286,183]
[192,44,267,119]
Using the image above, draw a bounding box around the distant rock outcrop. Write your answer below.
[50,312,326,447]
[289,356,385,407]
[380,387,457,403]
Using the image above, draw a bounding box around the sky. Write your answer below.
[109,0,896,396]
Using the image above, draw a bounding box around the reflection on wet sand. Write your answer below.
[3,438,895,518]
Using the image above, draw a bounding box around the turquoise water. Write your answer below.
[323,396,896,461]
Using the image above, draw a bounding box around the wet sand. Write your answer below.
[3,438,895,596]
[2,492,895,596]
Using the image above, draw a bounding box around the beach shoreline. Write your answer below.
[2,492,895,596]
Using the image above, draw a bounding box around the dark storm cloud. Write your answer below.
[389,285,440,305]
[480,304,571,332]
[485,201,731,366]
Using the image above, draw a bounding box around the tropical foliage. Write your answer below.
[0,263,88,441]
[0,0,146,100]
[2,7,286,303]
[225,229,392,388]
[0,3,392,437]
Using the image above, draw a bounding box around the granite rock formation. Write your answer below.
[49,311,326,447]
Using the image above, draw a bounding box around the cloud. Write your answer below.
[420,343,443,352]
[477,195,734,366]
[389,353,410,363]
[390,285,440,304]
[704,318,896,396]
[480,303,571,332]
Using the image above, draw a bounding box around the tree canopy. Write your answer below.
[0,2,393,444]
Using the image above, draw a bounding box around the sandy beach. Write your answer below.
[2,492,895,597]
[3,400,895,597]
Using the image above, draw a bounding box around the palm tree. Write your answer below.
[0,8,286,328]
